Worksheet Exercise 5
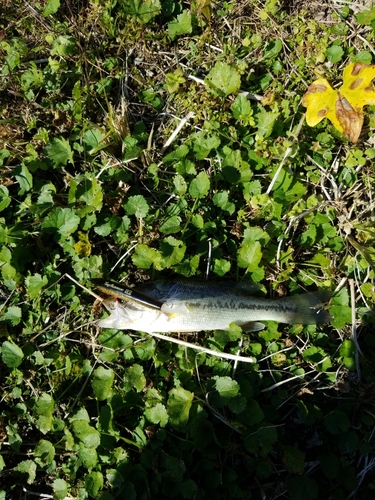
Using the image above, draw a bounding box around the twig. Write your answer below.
[187,74,206,85]
[161,112,195,153]
[347,455,375,499]
[64,273,103,301]
[22,487,54,498]
[239,90,263,102]
[96,157,139,179]
[24,1,51,30]
[335,276,348,294]
[205,238,212,280]
[232,335,244,377]
[110,242,138,274]
[260,369,318,393]
[0,287,16,313]
[148,332,256,364]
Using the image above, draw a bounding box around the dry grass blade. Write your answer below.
[149,331,256,363]
[266,113,305,194]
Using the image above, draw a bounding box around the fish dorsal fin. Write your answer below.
[211,280,263,296]
[161,301,190,315]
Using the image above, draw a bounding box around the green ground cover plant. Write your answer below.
[1,0,375,498]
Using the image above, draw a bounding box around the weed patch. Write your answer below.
[1,1,375,498]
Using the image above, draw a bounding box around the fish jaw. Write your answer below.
[98,299,166,332]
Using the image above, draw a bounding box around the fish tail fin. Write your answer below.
[281,291,332,325]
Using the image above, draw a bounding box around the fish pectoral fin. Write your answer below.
[161,301,190,315]
[241,321,265,332]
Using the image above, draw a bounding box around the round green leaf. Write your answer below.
[0,186,11,212]
[45,136,73,168]
[167,387,194,429]
[14,460,37,485]
[92,366,115,401]
[78,446,98,469]
[288,476,318,500]
[205,61,241,96]
[209,376,240,407]
[168,10,192,40]
[85,471,104,498]
[189,171,210,199]
[145,403,169,427]
[124,195,149,218]
[34,439,55,465]
[43,0,60,17]
[71,420,100,448]
[35,393,54,434]
[1,306,22,327]
[42,207,80,235]
[159,215,182,235]
[53,478,69,500]
[237,240,262,272]
[326,45,344,63]
[1,341,24,368]
[123,364,146,393]
[25,273,48,299]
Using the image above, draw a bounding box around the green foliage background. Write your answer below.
[1,0,375,498]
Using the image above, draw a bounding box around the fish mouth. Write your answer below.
[98,297,158,329]
[96,280,163,310]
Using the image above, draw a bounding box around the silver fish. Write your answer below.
[97,280,332,333]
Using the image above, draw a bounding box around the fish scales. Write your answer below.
[97,280,332,333]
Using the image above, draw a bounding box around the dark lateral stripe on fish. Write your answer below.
[186,295,327,312]
[183,291,332,324]
[191,300,287,311]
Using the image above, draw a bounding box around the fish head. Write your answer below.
[98,299,162,331]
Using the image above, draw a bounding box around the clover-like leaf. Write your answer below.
[1,306,22,327]
[92,366,115,401]
[14,460,37,485]
[0,185,11,212]
[1,340,24,368]
[302,62,375,143]
[34,440,55,466]
[124,195,149,218]
[167,387,194,429]
[205,61,241,97]
[168,10,192,40]
[43,0,60,16]
[53,478,68,500]
[45,137,73,167]
[35,393,54,434]
[42,207,80,236]
[85,471,103,498]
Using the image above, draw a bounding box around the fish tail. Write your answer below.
[279,291,332,325]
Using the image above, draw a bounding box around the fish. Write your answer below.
[97,279,332,333]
